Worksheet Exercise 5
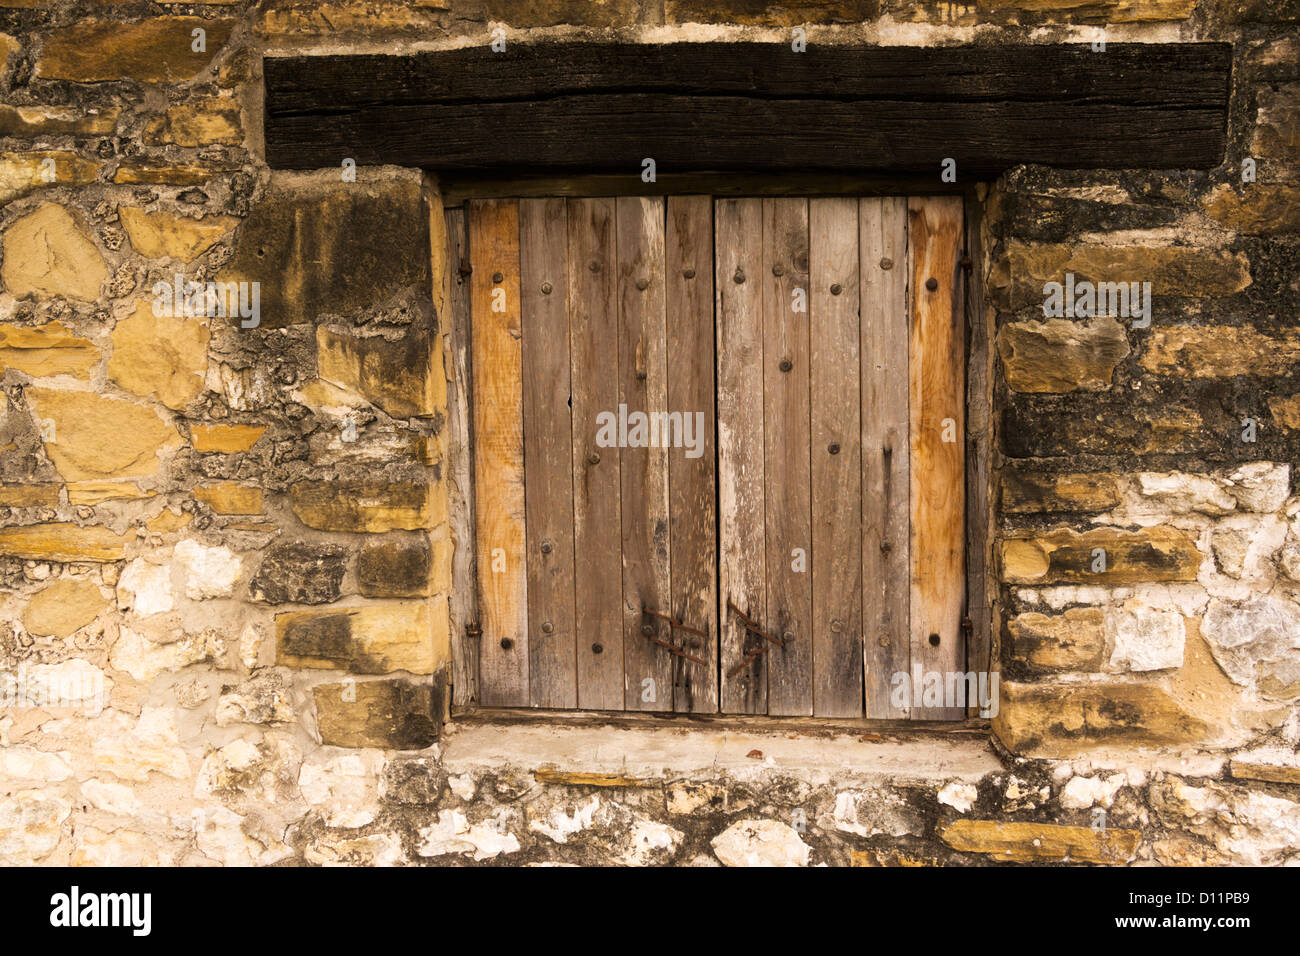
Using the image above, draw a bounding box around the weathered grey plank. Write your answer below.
[444,205,479,707]
[665,195,718,714]
[860,197,911,719]
[568,198,624,712]
[617,196,672,713]
[716,197,767,715]
[762,197,813,717]
[520,198,577,710]
[809,198,864,718]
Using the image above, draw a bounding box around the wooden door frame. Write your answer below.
[443,178,995,720]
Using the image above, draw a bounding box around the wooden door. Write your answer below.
[457,194,965,718]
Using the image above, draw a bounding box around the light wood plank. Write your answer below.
[762,197,813,717]
[716,197,767,715]
[469,199,528,706]
[860,197,911,718]
[908,195,966,720]
[809,198,864,717]
[617,197,672,712]
[568,197,624,711]
[520,198,577,709]
[665,195,718,713]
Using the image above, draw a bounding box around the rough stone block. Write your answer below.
[2,204,107,302]
[194,482,263,515]
[941,819,1140,863]
[27,387,180,481]
[290,479,439,532]
[1008,608,1106,671]
[276,602,440,673]
[0,322,99,379]
[1002,471,1121,513]
[37,18,234,84]
[357,533,433,598]
[313,676,443,749]
[1002,526,1201,585]
[998,318,1130,392]
[993,680,1208,755]
[250,541,348,605]
[0,523,129,562]
[218,182,429,329]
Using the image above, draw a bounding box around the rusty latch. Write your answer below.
[640,606,708,666]
[725,599,786,677]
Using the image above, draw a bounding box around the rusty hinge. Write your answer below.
[639,606,708,666]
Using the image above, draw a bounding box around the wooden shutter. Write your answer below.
[713,195,966,718]
[462,193,965,719]
[466,197,718,713]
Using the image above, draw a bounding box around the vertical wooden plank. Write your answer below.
[716,197,767,715]
[762,197,813,717]
[520,198,577,709]
[444,206,480,707]
[964,195,995,715]
[568,198,624,711]
[665,195,718,713]
[617,196,672,712]
[860,197,911,718]
[469,199,528,706]
[809,198,864,717]
[908,195,966,720]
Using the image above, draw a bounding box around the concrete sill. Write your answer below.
[442,710,1004,786]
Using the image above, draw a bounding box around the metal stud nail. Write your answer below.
[779,358,793,373]
[772,263,785,277]
[592,643,603,654]
[641,623,655,636]
[590,260,601,273]
[492,271,504,284]
[540,540,552,554]
[500,637,513,650]
[541,281,553,295]
[830,283,842,296]
[926,277,939,291]
[828,442,841,455]
[588,452,600,465]
[929,633,941,647]
[635,277,649,291]
[542,621,554,634]
[734,268,745,284]
[879,257,893,271]
[682,267,696,279]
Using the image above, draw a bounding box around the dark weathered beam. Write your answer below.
[263,42,1231,173]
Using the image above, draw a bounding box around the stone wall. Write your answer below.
[0,0,1297,866]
